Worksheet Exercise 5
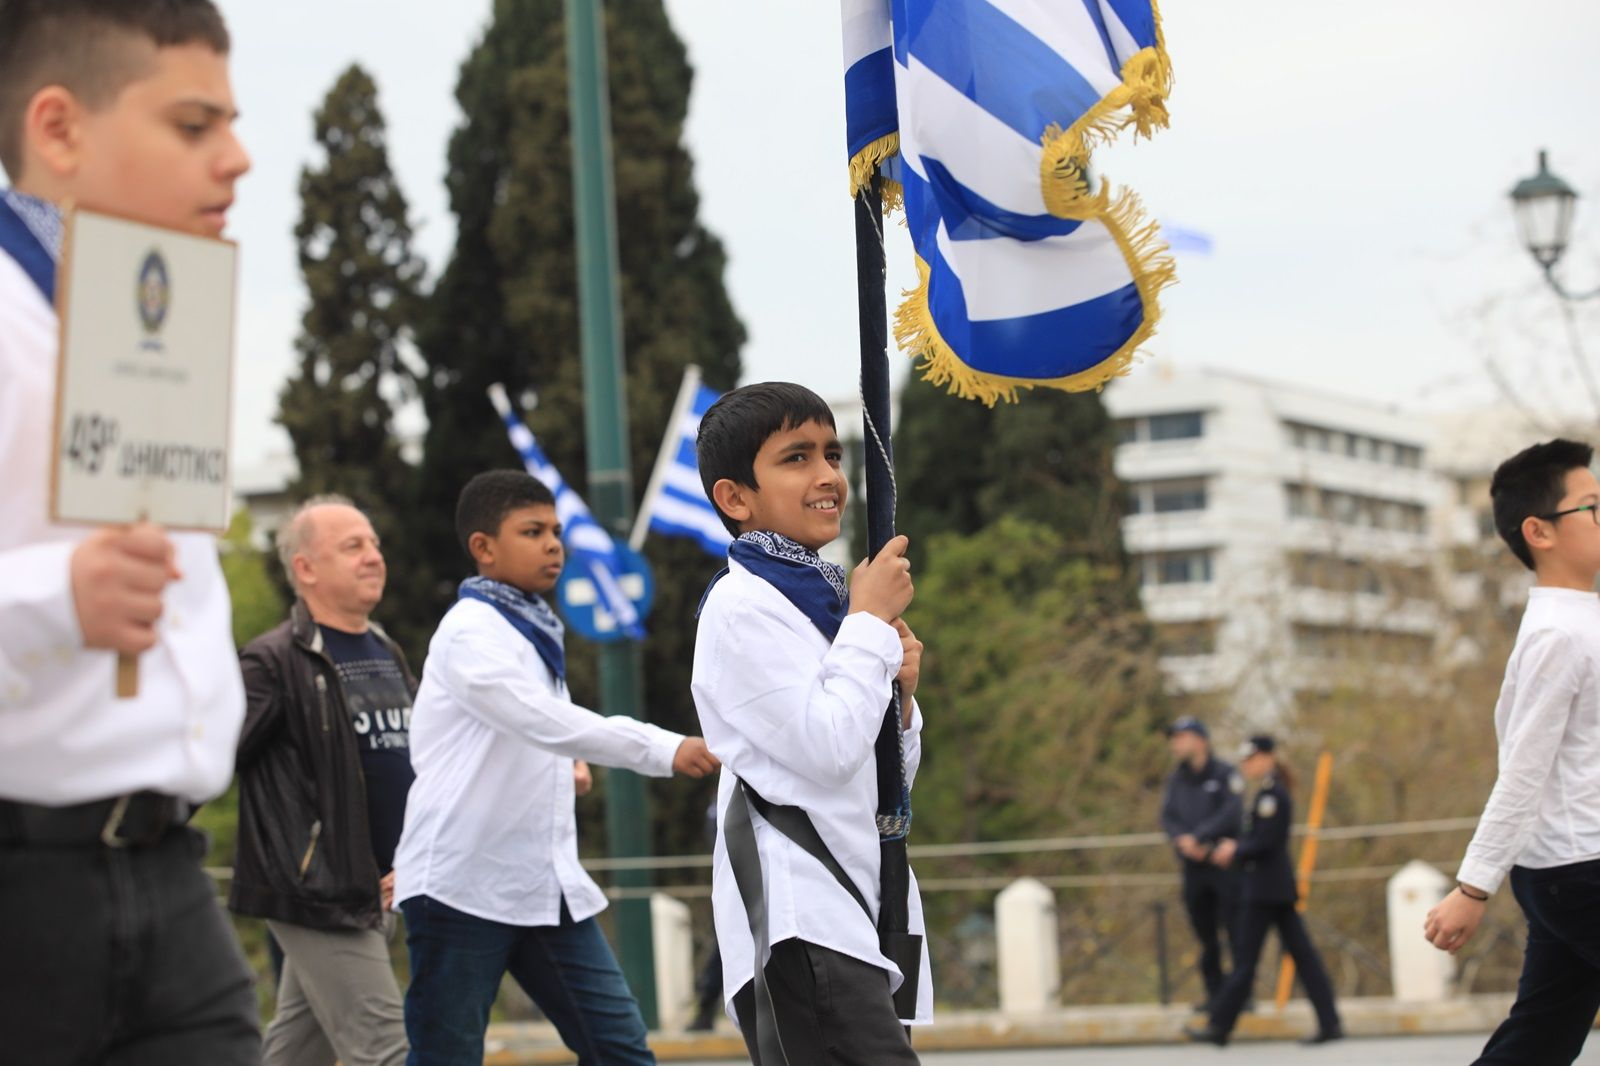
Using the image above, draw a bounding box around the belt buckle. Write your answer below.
[100,795,134,848]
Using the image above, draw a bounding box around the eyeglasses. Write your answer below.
[1536,503,1600,525]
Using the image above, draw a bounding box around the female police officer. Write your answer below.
[1184,736,1343,1047]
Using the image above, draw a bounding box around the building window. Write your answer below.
[1148,411,1205,441]
[1288,552,1431,598]
[1293,623,1432,664]
[1127,477,1208,515]
[1115,418,1138,445]
[1283,421,1425,469]
[1139,549,1215,586]
[1284,482,1429,535]
[1157,621,1219,656]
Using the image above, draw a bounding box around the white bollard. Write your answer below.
[996,877,1060,1016]
[1387,860,1456,1002]
[651,892,696,1030]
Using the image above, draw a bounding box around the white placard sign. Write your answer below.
[51,209,237,531]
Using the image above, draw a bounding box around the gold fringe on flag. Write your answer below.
[1040,3,1173,219]
[895,181,1177,407]
[847,131,904,212]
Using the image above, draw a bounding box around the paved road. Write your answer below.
[684,1033,1600,1065]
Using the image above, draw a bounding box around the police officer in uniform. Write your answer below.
[1185,736,1343,1047]
[1159,716,1244,1012]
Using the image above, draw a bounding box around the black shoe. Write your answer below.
[1191,1000,1212,1014]
[1299,1028,1344,1046]
[1184,1025,1228,1047]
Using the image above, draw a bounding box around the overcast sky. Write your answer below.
[215,1,1600,470]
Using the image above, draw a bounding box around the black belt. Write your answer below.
[0,792,192,849]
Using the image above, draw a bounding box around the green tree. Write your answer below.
[410,0,745,854]
[279,64,426,640]
[219,509,285,649]
[894,376,1131,581]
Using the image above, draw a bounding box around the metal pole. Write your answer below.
[1153,901,1171,1006]
[562,0,657,1026]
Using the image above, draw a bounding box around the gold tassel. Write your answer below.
[899,181,1176,407]
[1040,0,1174,219]
[848,132,901,198]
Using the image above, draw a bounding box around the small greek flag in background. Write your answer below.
[841,0,1176,405]
[637,379,732,560]
[488,385,646,640]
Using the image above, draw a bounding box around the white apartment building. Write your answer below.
[1105,365,1447,722]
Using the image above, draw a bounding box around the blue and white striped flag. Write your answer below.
[630,366,732,560]
[488,385,645,640]
[841,0,1175,405]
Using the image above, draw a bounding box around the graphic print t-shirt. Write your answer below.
[319,625,415,873]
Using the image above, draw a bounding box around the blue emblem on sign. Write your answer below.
[556,543,655,643]
[137,250,169,335]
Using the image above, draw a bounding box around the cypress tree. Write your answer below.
[414,0,745,854]
[280,64,426,638]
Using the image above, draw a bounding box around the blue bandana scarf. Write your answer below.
[458,576,566,683]
[0,190,61,304]
[700,531,850,641]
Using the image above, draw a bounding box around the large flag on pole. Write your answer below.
[629,365,731,559]
[841,0,1176,405]
[487,384,646,640]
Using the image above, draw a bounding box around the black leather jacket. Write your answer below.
[228,600,417,930]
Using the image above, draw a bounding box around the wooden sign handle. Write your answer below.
[114,508,150,699]
[116,652,139,698]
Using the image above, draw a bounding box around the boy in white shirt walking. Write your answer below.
[1425,438,1600,1065]
[693,382,930,1064]
[392,470,719,1065]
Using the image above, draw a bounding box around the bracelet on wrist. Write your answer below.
[1457,884,1489,902]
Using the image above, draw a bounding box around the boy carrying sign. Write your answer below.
[0,1,255,1061]
[693,382,931,1064]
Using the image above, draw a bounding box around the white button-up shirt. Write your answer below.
[1458,587,1600,895]
[693,560,932,1024]
[392,597,684,925]
[0,233,243,806]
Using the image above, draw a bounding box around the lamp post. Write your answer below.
[1509,149,1600,301]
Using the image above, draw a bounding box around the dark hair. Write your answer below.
[696,381,837,535]
[455,470,556,559]
[1490,438,1595,570]
[0,0,230,179]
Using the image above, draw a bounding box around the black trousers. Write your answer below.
[0,825,260,1065]
[1181,862,1240,1004]
[1209,901,1340,1038]
[732,938,918,1066]
[1474,861,1600,1065]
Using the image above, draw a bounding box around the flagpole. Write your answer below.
[628,364,702,552]
[855,171,920,1012]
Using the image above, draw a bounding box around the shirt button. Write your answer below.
[53,648,71,666]
[21,652,41,669]
[169,610,183,630]
[6,684,23,702]
[191,724,205,740]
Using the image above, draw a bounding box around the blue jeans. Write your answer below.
[400,894,653,1066]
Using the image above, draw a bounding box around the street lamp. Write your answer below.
[1510,149,1599,300]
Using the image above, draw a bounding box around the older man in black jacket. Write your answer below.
[1160,716,1244,1014]
[231,496,415,1066]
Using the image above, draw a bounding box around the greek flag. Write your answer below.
[487,385,645,640]
[630,365,732,559]
[841,0,1176,405]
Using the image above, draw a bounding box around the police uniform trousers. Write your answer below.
[732,938,919,1065]
[1181,861,1240,1004]
[0,795,260,1065]
[1209,903,1339,1038]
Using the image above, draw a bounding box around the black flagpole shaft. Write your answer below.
[855,175,895,554]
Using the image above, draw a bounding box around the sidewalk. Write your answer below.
[483,994,1522,1064]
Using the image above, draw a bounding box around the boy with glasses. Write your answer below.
[1425,438,1600,1065]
